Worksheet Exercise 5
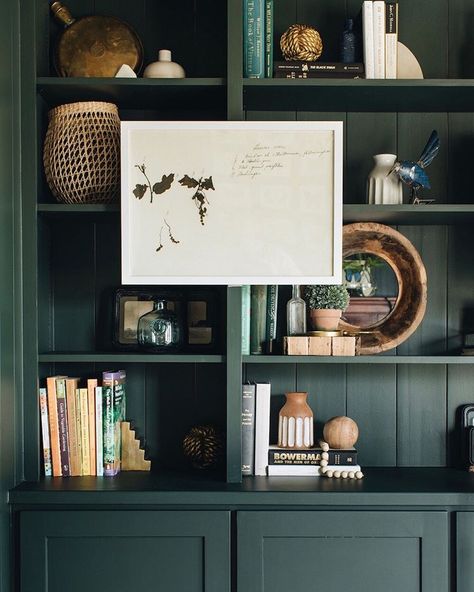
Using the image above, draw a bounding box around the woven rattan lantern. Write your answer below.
[43,101,120,204]
[280,24,323,61]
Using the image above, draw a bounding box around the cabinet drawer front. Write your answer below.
[457,512,474,592]
[238,511,448,592]
[21,510,230,592]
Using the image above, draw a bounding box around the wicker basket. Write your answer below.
[43,101,120,204]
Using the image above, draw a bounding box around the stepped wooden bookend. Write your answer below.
[121,421,151,471]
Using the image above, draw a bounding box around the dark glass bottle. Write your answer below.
[137,300,181,351]
[340,19,357,63]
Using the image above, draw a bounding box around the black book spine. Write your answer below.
[274,61,364,73]
[268,449,358,466]
[241,384,256,475]
[274,71,363,79]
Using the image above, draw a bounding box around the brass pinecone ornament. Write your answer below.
[280,24,323,61]
[183,425,224,469]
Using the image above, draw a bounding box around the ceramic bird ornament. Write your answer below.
[389,130,440,204]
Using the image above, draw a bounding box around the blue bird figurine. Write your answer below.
[388,130,440,204]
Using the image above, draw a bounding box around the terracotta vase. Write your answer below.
[309,309,342,331]
[278,392,314,449]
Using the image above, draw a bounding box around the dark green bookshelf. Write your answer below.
[243,355,474,364]
[38,353,224,363]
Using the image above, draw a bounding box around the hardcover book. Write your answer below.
[243,0,265,78]
[275,71,363,79]
[102,378,114,476]
[56,377,71,477]
[79,387,91,475]
[265,285,278,353]
[65,377,81,476]
[250,285,267,355]
[267,464,361,476]
[385,2,398,79]
[241,383,256,475]
[46,375,66,477]
[102,370,126,476]
[39,388,52,477]
[373,0,386,78]
[362,1,375,79]
[268,446,357,466]
[264,0,273,77]
[254,382,271,475]
[274,61,364,73]
[87,378,98,475]
[95,386,104,476]
[241,285,251,355]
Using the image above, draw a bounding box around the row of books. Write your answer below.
[243,0,273,78]
[39,371,126,477]
[241,285,277,355]
[363,1,398,79]
[242,383,359,476]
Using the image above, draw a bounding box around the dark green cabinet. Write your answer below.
[20,510,230,592]
[238,511,448,592]
[457,512,474,592]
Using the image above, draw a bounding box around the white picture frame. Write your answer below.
[121,120,343,285]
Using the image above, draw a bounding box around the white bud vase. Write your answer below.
[367,153,403,205]
[143,49,185,79]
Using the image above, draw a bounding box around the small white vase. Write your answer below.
[367,153,403,205]
[143,50,185,79]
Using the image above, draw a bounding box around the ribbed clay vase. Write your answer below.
[278,392,314,449]
[367,153,403,205]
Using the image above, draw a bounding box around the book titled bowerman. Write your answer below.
[268,445,357,466]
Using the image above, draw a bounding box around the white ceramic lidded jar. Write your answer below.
[143,49,185,78]
[367,153,403,204]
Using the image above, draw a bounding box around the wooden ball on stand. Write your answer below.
[323,416,359,449]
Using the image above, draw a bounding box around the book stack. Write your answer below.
[243,0,273,78]
[39,370,126,477]
[363,0,398,79]
[242,285,278,355]
[274,62,364,79]
[267,445,360,476]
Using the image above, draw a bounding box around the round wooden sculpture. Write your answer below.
[323,416,359,449]
[340,223,427,354]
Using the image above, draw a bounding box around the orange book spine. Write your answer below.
[79,388,91,475]
[65,378,81,476]
[46,376,64,477]
[87,378,98,475]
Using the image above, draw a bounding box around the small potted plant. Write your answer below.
[304,284,350,331]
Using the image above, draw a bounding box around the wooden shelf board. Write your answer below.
[243,355,473,364]
[39,353,224,363]
[243,78,474,112]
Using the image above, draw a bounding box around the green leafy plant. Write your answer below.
[304,284,350,311]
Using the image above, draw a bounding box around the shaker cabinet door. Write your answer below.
[238,511,448,592]
[21,510,230,592]
[457,512,474,592]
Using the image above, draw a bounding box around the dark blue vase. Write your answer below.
[340,19,357,63]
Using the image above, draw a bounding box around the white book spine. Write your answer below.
[373,1,386,79]
[254,383,271,475]
[362,1,375,79]
[267,464,361,477]
[385,2,398,79]
[39,388,52,477]
[95,386,104,476]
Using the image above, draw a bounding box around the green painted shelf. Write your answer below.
[243,78,474,112]
[37,77,227,110]
[243,355,473,364]
[39,353,224,363]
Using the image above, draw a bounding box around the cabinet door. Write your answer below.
[457,512,474,592]
[21,510,230,592]
[238,511,448,592]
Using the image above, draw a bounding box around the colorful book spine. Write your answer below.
[268,448,358,466]
[250,285,267,355]
[79,388,91,475]
[241,285,251,355]
[373,0,386,78]
[265,285,278,353]
[102,379,115,476]
[264,0,273,77]
[75,387,82,475]
[46,376,64,476]
[241,383,256,475]
[95,386,104,476]
[112,371,126,474]
[243,0,265,78]
[362,1,375,79]
[39,388,52,477]
[385,2,398,79]
[254,382,271,475]
[55,377,70,476]
[87,378,98,475]
[65,377,81,476]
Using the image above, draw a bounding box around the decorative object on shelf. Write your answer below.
[280,24,323,62]
[183,425,225,469]
[367,154,403,204]
[50,1,143,77]
[397,41,423,79]
[43,101,120,204]
[318,440,363,479]
[283,334,359,356]
[121,121,343,285]
[287,285,307,336]
[143,49,185,78]
[339,19,358,63]
[323,416,359,449]
[278,392,314,449]
[121,422,151,471]
[137,299,182,352]
[304,285,350,331]
[388,130,440,204]
[340,223,427,354]
[115,64,137,78]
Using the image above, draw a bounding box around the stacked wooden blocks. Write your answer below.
[284,335,360,356]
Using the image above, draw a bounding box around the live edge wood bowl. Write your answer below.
[340,223,427,354]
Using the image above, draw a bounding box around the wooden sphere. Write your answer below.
[319,466,327,475]
[321,452,329,461]
[320,459,328,467]
[341,471,348,479]
[323,416,359,449]
[320,440,330,452]
[333,470,341,478]
[348,471,355,479]
[326,470,334,478]
[356,470,364,479]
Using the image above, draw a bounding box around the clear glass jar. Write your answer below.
[286,285,307,336]
[137,300,181,351]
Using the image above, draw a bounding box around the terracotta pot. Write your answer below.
[309,309,342,331]
[278,392,314,449]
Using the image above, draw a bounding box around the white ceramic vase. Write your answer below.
[367,153,403,204]
[143,49,185,79]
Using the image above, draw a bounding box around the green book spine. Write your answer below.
[243,0,265,78]
[242,285,251,355]
[265,0,273,77]
[250,285,267,355]
[102,381,115,476]
[265,285,278,353]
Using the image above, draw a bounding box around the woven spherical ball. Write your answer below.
[280,24,323,61]
[43,101,120,204]
[183,425,224,469]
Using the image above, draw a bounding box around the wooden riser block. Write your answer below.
[284,336,359,356]
[121,421,152,471]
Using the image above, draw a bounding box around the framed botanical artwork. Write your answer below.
[121,121,343,285]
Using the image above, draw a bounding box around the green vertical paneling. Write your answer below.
[397,226,447,355]
[446,366,474,467]
[297,0,346,63]
[273,0,296,57]
[448,114,474,203]
[227,286,242,482]
[347,365,397,466]
[346,113,397,204]
[448,0,474,78]
[397,365,446,466]
[245,111,296,122]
